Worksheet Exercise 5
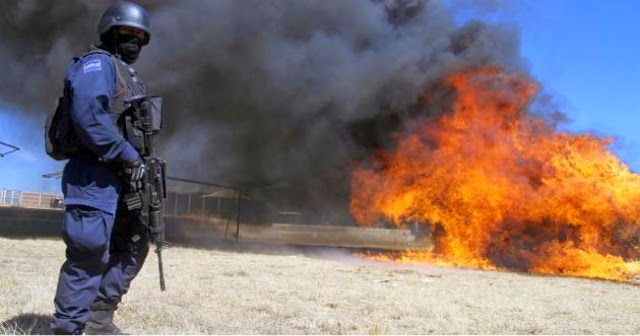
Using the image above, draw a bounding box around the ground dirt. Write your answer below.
[1,237,639,335]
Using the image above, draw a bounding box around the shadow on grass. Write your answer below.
[0,314,52,335]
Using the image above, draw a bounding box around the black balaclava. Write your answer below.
[100,30,143,65]
[115,34,142,64]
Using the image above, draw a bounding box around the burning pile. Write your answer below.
[350,68,640,282]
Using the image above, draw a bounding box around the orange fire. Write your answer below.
[350,68,640,282]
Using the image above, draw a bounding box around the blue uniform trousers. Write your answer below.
[50,203,149,334]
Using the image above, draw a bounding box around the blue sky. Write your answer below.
[0,108,64,192]
[516,0,640,170]
[1,0,638,193]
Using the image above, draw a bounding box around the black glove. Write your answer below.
[125,160,146,183]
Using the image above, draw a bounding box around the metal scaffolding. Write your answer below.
[42,171,64,179]
[0,141,19,157]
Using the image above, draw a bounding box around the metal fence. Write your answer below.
[164,190,270,223]
[0,187,269,222]
[0,188,63,209]
[0,189,21,206]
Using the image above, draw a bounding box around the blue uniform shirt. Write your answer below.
[62,52,140,214]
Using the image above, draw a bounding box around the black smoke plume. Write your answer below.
[0,0,527,222]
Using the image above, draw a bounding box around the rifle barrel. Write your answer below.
[157,249,166,291]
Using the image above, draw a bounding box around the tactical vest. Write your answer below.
[45,47,148,161]
[81,48,148,154]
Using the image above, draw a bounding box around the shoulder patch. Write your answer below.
[82,59,102,73]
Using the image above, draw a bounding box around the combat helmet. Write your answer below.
[97,1,151,45]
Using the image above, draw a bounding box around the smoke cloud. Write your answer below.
[0,0,527,221]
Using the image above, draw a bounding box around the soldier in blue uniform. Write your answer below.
[50,2,152,334]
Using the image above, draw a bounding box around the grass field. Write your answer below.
[1,237,639,334]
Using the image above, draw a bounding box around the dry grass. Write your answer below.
[1,236,639,334]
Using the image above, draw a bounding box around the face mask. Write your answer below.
[116,35,142,64]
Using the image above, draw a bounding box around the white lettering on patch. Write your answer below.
[83,59,102,73]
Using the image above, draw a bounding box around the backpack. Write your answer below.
[45,81,80,161]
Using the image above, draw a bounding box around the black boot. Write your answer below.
[84,302,125,335]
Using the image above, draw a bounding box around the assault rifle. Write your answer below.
[123,94,168,291]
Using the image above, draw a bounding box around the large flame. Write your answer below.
[350,68,640,282]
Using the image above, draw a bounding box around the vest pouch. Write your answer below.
[120,115,145,152]
[149,96,163,132]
